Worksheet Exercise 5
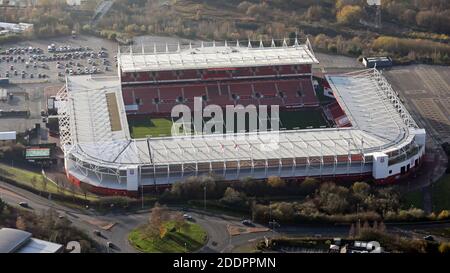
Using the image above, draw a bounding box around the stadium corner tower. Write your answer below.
[56,39,426,195]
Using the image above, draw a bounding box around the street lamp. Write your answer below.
[203,185,206,211]
[141,182,144,209]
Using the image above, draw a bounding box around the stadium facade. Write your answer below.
[56,39,426,195]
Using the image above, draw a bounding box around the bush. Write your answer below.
[220,187,247,208]
[96,196,135,210]
[336,5,363,25]
[439,242,450,254]
[437,210,450,220]
[299,177,320,196]
[0,198,5,214]
[267,176,286,188]
[170,175,226,200]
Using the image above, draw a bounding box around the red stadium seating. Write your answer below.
[159,86,182,102]
[122,87,136,105]
[233,68,254,77]
[277,65,296,75]
[178,69,199,80]
[324,101,351,127]
[135,72,152,82]
[157,71,177,81]
[253,81,277,97]
[208,84,231,106]
[121,70,317,115]
[298,79,318,106]
[275,79,318,107]
[255,66,275,76]
[183,85,207,102]
[229,83,253,99]
[121,72,134,83]
[297,65,312,74]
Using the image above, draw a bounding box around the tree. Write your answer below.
[299,177,320,195]
[378,221,386,233]
[437,210,449,220]
[439,242,450,254]
[172,212,187,232]
[351,182,370,197]
[16,216,27,230]
[31,176,37,189]
[42,176,48,193]
[0,198,5,214]
[267,176,286,188]
[362,220,370,231]
[348,223,355,238]
[145,202,170,239]
[305,6,323,22]
[220,187,247,207]
[318,183,350,214]
[336,5,363,25]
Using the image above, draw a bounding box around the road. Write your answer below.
[0,181,270,253]
[2,180,449,253]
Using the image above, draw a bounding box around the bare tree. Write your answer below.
[30,176,37,189]
[348,223,355,238]
[172,212,188,232]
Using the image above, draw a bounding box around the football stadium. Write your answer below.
[56,39,426,195]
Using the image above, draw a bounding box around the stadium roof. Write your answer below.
[118,39,319,73]
[60,69,418,169]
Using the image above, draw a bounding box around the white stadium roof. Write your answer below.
[58,69,417,169]
[118,39,319,73]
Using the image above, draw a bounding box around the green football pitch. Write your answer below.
[128,109,329,138]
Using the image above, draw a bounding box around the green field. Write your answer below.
[128,109,329,138]
[128,221,207,253]
[279,109,328,130]
[129,118,174,138]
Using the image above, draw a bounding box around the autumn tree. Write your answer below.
[145,202,170,239]
[267,176,286,188]
[336,5,363,25]
[16,216,27,230]
[172,212,188,232]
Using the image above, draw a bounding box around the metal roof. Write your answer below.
[16,238,63,253]
[118,40,319,73]
[59,69,418,169]
[0,228,31,253]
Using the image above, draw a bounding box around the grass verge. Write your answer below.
[0,163,99,201]
[128,221,207,253]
